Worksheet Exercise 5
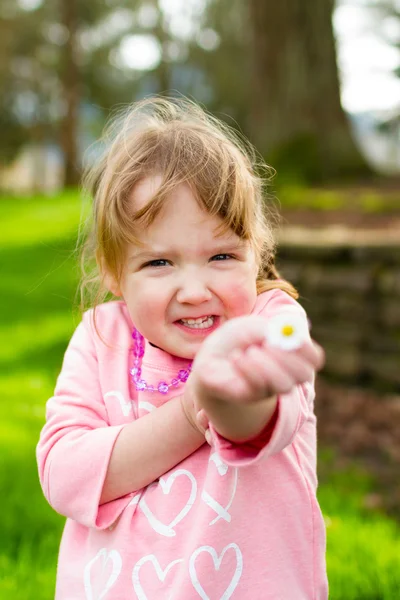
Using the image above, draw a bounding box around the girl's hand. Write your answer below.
[189,314,324,406]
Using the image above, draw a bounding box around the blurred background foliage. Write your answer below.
[0,0,399,190]
[1,0,400,598]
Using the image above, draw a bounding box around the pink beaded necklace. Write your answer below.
[130,327,192,394]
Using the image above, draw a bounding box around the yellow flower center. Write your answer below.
[281,325,294,337]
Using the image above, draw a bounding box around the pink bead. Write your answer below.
[178,369,190,382]
[158,382,169,394]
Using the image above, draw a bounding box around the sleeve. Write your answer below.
[36,312,132,530]
[208,290,316,466]
[208,381,314,466]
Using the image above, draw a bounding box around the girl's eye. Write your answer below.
[210,254,234,261]
[144,259,170,268]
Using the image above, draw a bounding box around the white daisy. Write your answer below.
[265,311,309,351]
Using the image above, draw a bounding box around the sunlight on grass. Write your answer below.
[326,514,400,599]
[0,190,89,249]
[318,466,400,599]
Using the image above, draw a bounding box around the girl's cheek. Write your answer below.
[138,284,169,318]
[221,277,257,316]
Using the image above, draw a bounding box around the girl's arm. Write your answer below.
[188,293,324,453]
[37,310,204,530]
[197,393,278,443]
[100,394,204,504]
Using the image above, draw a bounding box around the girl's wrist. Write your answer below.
[179,391,205,438]
[199,394,278,443]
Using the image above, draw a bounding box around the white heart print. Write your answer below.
[138,400,156,413]
[139,468,197,537]
[202,453,238,525]
[210,452,229,476]
[104,390,133,417]
[189,543,243,600]
[84,548,122,600]
[132,555,183,600]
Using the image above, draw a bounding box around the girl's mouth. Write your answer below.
[173,315,222,336]
[178,315,215,329]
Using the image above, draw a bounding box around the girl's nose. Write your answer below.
[176,277,212,305]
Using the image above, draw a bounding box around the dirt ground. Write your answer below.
[315,379,400,519]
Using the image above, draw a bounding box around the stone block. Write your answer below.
[378,300,400,327]
[352,245,400,264]
[311,322,363,345]
[304,265,372,293]
[377,269,400,295]
[277,261,303,286]
[323,344,362,378]
[363,354,400,386]
[367,332,400,353]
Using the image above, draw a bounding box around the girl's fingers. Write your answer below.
[271,350,315,384]
[297,340,325,370]
[230,345,295,398]
[263,339,325,372]
[230,339,323,399]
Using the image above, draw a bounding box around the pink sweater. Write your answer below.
[37,290,327,599]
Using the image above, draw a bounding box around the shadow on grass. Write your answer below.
[0,339,71,376]
[0,446,63,600]
[0,448,63,559]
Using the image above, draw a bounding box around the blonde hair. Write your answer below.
[80,96,298,313]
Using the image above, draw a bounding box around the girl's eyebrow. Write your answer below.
[128,247,173,260]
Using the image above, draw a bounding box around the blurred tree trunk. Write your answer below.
[248,0,371,182]
[60,0,81,187]
[155,1,171,93]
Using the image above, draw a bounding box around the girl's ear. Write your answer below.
[100,260,122,297]
[103,272,122,298]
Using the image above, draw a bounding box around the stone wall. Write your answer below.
[277,230,400,392]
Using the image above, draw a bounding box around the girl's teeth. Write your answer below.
[180,316,214,329]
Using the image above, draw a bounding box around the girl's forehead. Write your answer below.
[130,175,164,212]
[130,176,217,228]
[128,175,247,250]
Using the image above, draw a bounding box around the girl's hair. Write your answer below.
[80,96,297,313]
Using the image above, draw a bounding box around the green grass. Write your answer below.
[319,456,400,599]
[0,191,399,599]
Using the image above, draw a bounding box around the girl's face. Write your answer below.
[115,176,258,359]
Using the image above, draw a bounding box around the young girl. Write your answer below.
[37,97,328,599]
